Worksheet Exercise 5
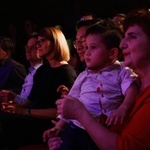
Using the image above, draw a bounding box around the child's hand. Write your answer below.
[57,85,69,98]
[47,136,63,150]
[105,106,128,125]
[43,126,63,143]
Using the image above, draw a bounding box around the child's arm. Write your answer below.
[106,82,139,125]
[43,85,70,144]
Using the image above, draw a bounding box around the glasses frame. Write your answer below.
[73,37,86,49]
[25,44,37,52]
[36,38,46,48]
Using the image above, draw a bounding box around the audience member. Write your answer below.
[6,22,23,62]
[0,36,27,94]
[18,18,39,70]
[73,14,102,74]
[0,33,42,105]
[54,24,80,75]
[14,16,102,150]
[6,22,19,49]
[112,13,126,33]
[43,19,139,150]
[24,19,38,38]
[0,27,77,150]
[76,12,98,30]
[112,13,126,61]
[48,8,150,150]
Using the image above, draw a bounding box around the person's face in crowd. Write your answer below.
[25,37,40,62]
[112,16,125,32]
[74,26,89,62]
[24,20,36,35]
[85,33,115,71]
[8,23,17,36]
[120,24,150,69]
[36,36,54,60]
[0,48,8,61]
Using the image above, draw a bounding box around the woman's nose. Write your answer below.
[119,39,127,51]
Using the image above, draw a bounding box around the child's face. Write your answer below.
[85,33,113,71]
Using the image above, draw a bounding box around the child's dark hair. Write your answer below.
[85,19,123,60]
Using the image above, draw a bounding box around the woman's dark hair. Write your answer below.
[123,9,150,36]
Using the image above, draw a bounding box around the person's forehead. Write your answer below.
[76,26,89,39]
[27,38,37,45]
[113,16,124,22]
[125,24,144,35]
[80,15,93,21]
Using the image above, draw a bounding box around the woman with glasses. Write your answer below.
[0,27,77,150]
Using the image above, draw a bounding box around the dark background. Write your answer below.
[0,0,149,38]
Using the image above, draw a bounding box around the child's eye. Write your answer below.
[91,46,96,49]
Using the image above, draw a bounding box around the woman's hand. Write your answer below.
[56,95,86,119]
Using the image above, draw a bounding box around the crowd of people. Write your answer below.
[0,7,150,150]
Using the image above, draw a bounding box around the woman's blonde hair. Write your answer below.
[38,27,70,61]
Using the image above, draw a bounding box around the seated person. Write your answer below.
[0,36,27,94]
[43,19,139,150]
[112,13,126,33]
[0,34,42,105]
[0,27,77,150]
[73,14,102,74]
[48,9,150,150]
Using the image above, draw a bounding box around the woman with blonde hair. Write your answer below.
[0,27,77,149]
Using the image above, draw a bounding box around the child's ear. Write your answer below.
[109,48,118,59]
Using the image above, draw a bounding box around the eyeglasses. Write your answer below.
[73,37,86,49]
[36,38,46,48]
[25,45,37,52]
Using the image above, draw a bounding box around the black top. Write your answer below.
[28,63,77,109]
